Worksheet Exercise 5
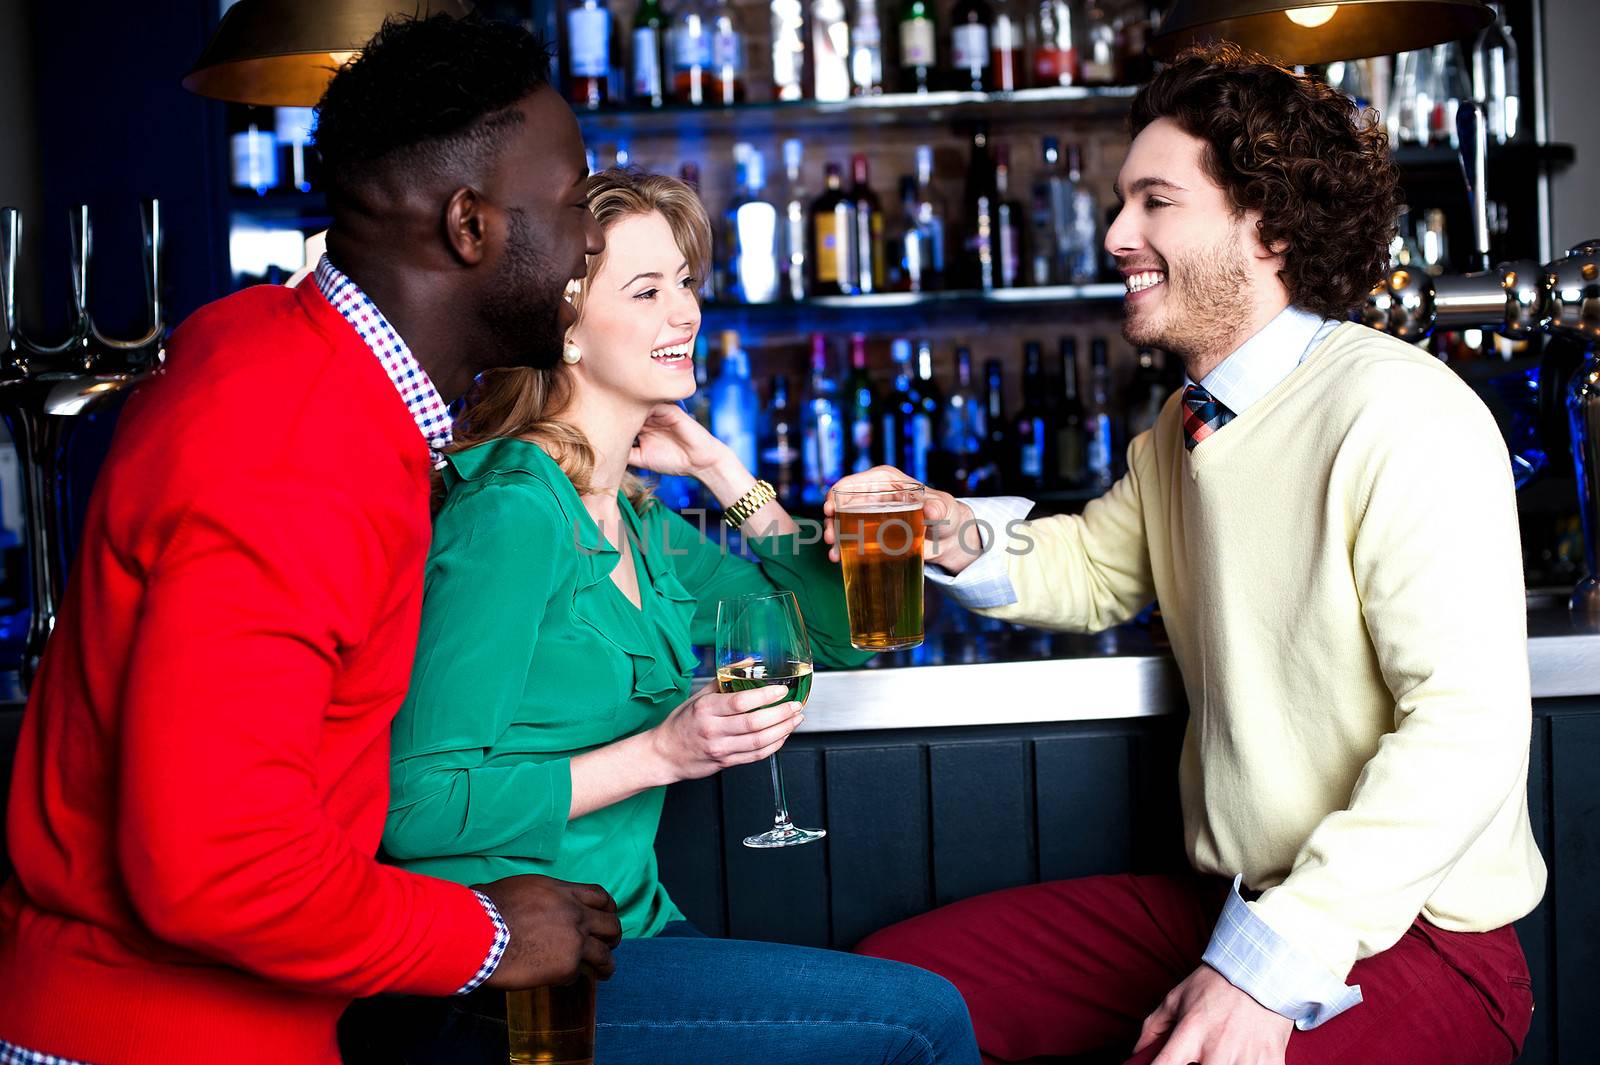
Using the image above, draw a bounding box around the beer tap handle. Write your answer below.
[2,208,18,368]
[89,199,166,359]
[1455,101,1492,273]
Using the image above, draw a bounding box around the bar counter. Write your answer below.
[792,595,1600,732]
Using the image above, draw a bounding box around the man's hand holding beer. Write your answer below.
[823,467,983,576]
[476,875,623,989]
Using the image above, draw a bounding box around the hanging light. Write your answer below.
[182,0,472,107]
[1151,0,1493,66]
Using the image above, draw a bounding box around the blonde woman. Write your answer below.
[342,169,979,1064]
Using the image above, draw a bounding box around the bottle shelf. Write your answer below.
[701,282,1125,331]
[573,84,1138,138]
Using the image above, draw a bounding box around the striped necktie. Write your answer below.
[1182,383,1235,451]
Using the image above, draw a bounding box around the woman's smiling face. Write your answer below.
[566,210,703,409]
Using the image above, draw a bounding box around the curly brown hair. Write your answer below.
[1131,43,1402,319]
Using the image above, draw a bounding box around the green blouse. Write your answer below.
[384,438,870,938]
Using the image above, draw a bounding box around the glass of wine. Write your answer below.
[715,590,825,849]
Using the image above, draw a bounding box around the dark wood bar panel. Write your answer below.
[656,688,1600,1065]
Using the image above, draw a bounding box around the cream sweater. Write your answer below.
[980,321,1546,980]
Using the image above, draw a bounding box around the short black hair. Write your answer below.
[313,13,552,199]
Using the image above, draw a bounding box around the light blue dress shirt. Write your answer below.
[928,304,1364,1030]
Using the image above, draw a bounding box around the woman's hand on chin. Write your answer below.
[628,403,733,479]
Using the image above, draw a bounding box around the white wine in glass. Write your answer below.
[715,590,825,848]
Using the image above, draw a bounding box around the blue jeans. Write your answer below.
[339,923,980,1065]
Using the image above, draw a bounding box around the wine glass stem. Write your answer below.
[767,754,793,829]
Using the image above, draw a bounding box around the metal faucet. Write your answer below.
[1362,239,1600,616]
[0,200,165,689]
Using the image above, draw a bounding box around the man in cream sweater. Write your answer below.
[833,44,1545,1065]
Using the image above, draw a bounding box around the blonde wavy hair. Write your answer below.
[448,167,713,507]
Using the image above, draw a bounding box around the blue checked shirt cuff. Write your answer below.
[924,496,1034,610]
[456,889,511,995]
[1201,875,1364,1030]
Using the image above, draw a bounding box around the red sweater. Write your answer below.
[0,282,496,1063]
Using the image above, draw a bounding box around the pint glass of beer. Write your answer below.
[833,482,926,651]
[507,971,596,1065]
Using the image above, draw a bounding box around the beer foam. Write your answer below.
[837,500,923,514]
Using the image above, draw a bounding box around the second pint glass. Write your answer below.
[833,482,925,650]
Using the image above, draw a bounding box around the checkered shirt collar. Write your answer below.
[313,254,454,468]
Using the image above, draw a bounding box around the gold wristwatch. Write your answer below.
[722,479,778,528]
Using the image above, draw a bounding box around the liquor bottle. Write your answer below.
[906,339,943,487]
[273,107,317,193]
[991,0,1024,92]
[897,0,939,93]
[1119,1,1156,84]
[1029,184,1055,285]
[1123,347,1167,438]
[670,0,713,105]
[811,0,852,102]
[689,334,713,426]
[771,0,808,101]
[802,334,847,503]
[1033,137,1067,284]
[1011,341,1054,492]
[889,177,928,293]
[959,125,999,291]
[727,144,781,304]
[809,162,858,297]
[761,374,803,506]
[1084,337,1116,490]
[881,338,915,470]
[709,330,760,473]
[229,106,279,195]
[1475,1,1520,144]
[976,358,1010,492]
[849,154,886,295]
[1079,0,1119,85]
[631,0,668,107]
[994,144,1023,288]
[949,0,994,92]
[1063,143,1099,285]
[1031,0,1078,87]
[845,333,878,472]
[912,144,947,289]
[781,139,809,301]
[1055,336,1088,488]
[566,0,613,109]
[851,0,886,95]
[710,0,746,104]
[942,346,985,491]
[679,160,702,194]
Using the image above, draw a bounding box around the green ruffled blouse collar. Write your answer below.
[443,437,699,701]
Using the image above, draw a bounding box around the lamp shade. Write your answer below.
[1151,0,1494,66]
[183,0,472,106]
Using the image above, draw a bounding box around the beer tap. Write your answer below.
[1362,238,1600,616]
[0,201,165,689]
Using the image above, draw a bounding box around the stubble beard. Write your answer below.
[480,208,569,372]
[1121,234,1253,365]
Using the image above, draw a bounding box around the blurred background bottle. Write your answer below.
[1084,336,1116,490]
[770,0,808,101]
[1031,0,1079,87]
[845,333,879,472]
[898,0,940,93]
[781,139,810,301]
[991,0,1024,92]
[960,126,998,291]
[943,346,985,491]
[630,0,667,107]
[710,330,760,473]
[851,0,886,95]
[812,0,853,101]
[566,0,612,109]
[670,0,712,105]
[809,161,857,296]
[1055,337,1088,488]
[710,0,746,103]
[950,0,995,92]
[849,153,886,295]
[727,144,781,303]
[802,333,847,503]
[760,373,803,506]
[1011,340,1054,493]
[994,145,1023,288]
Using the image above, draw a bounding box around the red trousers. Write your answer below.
[856,874,1533,1065]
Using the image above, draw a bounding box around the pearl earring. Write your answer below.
[562,342,582,365]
